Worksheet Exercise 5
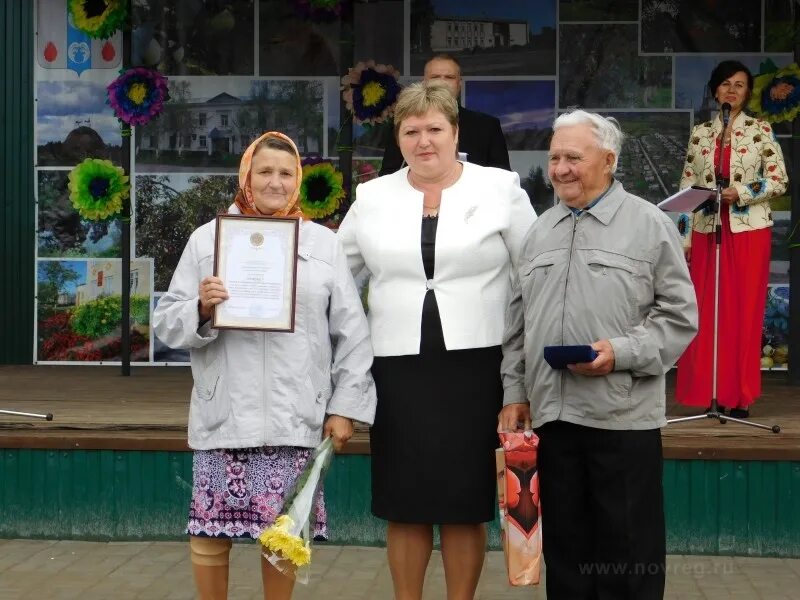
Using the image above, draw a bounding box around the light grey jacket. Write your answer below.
[501,181,698,430]
[153,215,377,450]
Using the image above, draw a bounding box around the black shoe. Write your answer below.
[729,408,749,419]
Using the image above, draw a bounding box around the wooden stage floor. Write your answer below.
[0,365,798,460]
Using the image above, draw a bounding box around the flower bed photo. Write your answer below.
[36,259,153,363]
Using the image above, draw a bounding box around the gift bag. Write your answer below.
[497,431,542,586]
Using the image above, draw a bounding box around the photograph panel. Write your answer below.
[765,0,799,53]
[411,0,556,76]
[36,258,153,363]
[353,121,393,158]
[352,158,382,186]
[773,136,793,212]
[559,24,672,109]
[36,75,123,167]
[132,0,254,75]
[135,173,238,291]
[640,0,761,54]
[37,170,122,258]
[465,80,555,151]
[259,0,340,76]
[509,150,553,217]
[595,111,692,204]
[771,211,790,284]
[762,284,789,370]
[135,78,324,172]
[558,0,638,22]
[354,0,405,69]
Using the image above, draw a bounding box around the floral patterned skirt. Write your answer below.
[187,446,327,540]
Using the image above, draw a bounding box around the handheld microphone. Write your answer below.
[721,102,731,127]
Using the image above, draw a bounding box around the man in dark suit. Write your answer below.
[379,54,511,175]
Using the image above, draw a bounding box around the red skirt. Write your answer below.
[675,205,771,409]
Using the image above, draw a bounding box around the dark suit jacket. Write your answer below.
[378,105,511,175]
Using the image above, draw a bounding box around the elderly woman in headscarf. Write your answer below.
[153,131,376,600]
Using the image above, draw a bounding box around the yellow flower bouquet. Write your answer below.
[258,436,334,583]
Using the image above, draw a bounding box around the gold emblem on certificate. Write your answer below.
[250,232,265,247]
[212,214,299,332]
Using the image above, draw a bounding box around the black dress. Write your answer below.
[369,215,503,524]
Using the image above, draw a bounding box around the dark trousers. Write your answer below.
[536,420,666,600]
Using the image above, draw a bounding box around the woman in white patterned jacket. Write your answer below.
[676,60,788,419]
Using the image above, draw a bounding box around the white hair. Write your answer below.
[553,109,624,173]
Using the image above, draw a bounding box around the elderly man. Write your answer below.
[499,110,698,599]
[379,53,510,174]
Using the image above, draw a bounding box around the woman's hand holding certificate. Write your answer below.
[198,276,229,321]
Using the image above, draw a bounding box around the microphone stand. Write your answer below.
[668,108,780,433]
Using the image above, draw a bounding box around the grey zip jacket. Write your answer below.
[153,213,377,450]
[501,181,698,430]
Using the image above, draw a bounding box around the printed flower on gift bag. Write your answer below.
[498,431,542,587]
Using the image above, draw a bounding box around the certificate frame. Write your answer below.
[212,214,299,332]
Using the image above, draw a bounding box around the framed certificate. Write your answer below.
[212,214,299,332]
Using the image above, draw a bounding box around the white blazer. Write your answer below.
[338,162,537,356]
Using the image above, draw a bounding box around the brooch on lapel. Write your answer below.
[464,205,478,223]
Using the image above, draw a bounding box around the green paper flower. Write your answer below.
[68,0,127,40]
[300,160,346,219]
[68,158,129,221]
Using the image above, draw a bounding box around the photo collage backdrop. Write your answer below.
[33,0,795,367]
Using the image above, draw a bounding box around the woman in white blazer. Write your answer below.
[338,83,536,600]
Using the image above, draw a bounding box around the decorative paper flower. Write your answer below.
[341,60,402,126]
[300,157,346,219]
[293,0,350,21]
[68,0,127,40]
[68,159,129,221]
[107,67,170,127]
[749,63,800,123]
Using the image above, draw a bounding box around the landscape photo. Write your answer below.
[135,173,238,291]
[640,0,761,54]
[411,0,557,76]
[464,80,555,151]
[259,0,340,76]
[593,111,692,205]
[558,0,638,22]
[36,258,153,363]
[135,77,324,172]
[37,170,122,258]
[559,24,672,109]
[509,150,553,216]
[132,0,255,75]
[36,77,123,166]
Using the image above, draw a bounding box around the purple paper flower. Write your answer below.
[106,67,169,127]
